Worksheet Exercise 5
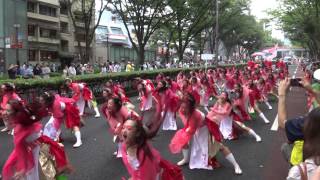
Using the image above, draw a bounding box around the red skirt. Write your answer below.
[205,119,222,143]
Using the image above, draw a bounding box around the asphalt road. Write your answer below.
[0,65,308,180]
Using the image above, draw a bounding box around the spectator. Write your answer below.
[126,61,134,72]
[101,63,107,74]
[7,64,18,79]
[68,64,77,76]
[33,63,42,76]
[41,63,51,79]
[62,66,68,77]
[24,64,34,78]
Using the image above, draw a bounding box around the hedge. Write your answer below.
[0,64,245,90]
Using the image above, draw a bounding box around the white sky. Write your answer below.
[250,0,285,41]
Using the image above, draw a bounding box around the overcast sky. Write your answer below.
[250,0,285,40]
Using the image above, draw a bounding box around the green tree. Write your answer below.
[110,0,171,68]
[63,0,108,63]
[272,0,320,59]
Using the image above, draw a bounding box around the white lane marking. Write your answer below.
[271,65,299,131]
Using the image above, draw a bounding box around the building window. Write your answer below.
[28,50,36,61]
[40,51,57,61]
[61,40,69,52]
[111,27,123,35]
[40,28,57,38]
[39,5,57,17]
[75,34,85,42]
[60,3,68,15]
[61,22,69,33]
[27,2,36,13]
[28,25,36,36]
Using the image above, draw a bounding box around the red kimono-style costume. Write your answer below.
[0,92,22,129]
[2,121,69,180]
[121,143,183,180]
[43,95,81,141]
[69,82,93,115]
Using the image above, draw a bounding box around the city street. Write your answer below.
[0,65,308,180]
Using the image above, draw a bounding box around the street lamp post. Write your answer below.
[13,23,20,65]
[214,0,219,63]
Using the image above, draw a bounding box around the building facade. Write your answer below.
[27,0,93,64]
[0,0,28,71]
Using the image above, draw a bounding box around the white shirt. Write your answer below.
[287,158,318,180]
[68,66,76,76]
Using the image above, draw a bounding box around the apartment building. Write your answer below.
[26,0,94,63]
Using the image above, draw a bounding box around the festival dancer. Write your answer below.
[101,97,140,157]
[169,93,242,174]
[65,78,100,118]
[105,80,135,110]
[199,77,217,113]
[257,78,273,110]
[154,80,180,131]
[207,92,261,142]
[40,92,83,147]
[247,81,271,124]
[0,83,22,134]
[120,94,184,180]
[2,100,71,180]
[136,79,156,126]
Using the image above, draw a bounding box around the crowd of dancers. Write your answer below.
[1,59,291,180]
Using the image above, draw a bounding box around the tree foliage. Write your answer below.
[63,0,107,63]
[272,0,320,59]
[110,0,171,67]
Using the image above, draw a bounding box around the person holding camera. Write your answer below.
[277,77,320,179]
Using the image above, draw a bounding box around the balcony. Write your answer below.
[60,32,71,40]
[27,12,59,23]
[60,14,69,22]
[28,36,60,44]
[36,0,59,6]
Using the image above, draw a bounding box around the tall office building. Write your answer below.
[27,0,94,63]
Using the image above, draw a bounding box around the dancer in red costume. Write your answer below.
[136,79,156,126]
[2,100,71,180]
[247,81,271,124]
[120,94,184,180]
[0,83,22,134]
[105,80,135,110]
[207,92,261,142]
[65,78,100,118]
[199,77,217,113]
[154,81,180,131]
[101,97,140,157]
[169,93,242,174]
[40,92,83,147]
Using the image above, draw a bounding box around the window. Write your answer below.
[28,50,36,61]
[61,40,69,51]
[40,51,57,61]
[27,2,36,13]
[28,25,36,36]
[75,34,85,42]
[39,5,57,17]
[61,22,69,33]
[111,27,123,35]
[60,3,68,15]
[40,28,57,38]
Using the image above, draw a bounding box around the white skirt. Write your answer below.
[219,116,233,140]
[162,111,177,130]
[189,126,212,170]
[76,96,86,116]
[43,116,61,141]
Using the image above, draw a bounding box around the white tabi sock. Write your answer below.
[265,101,272,110]
[248,129,261,142]
[73,131,82,148]
[259,112,270,124]
[225,153,242,174]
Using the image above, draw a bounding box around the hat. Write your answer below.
[313,69,320,80]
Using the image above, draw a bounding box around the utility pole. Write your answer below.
[214,0,219,63]
[13,0,20,65]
